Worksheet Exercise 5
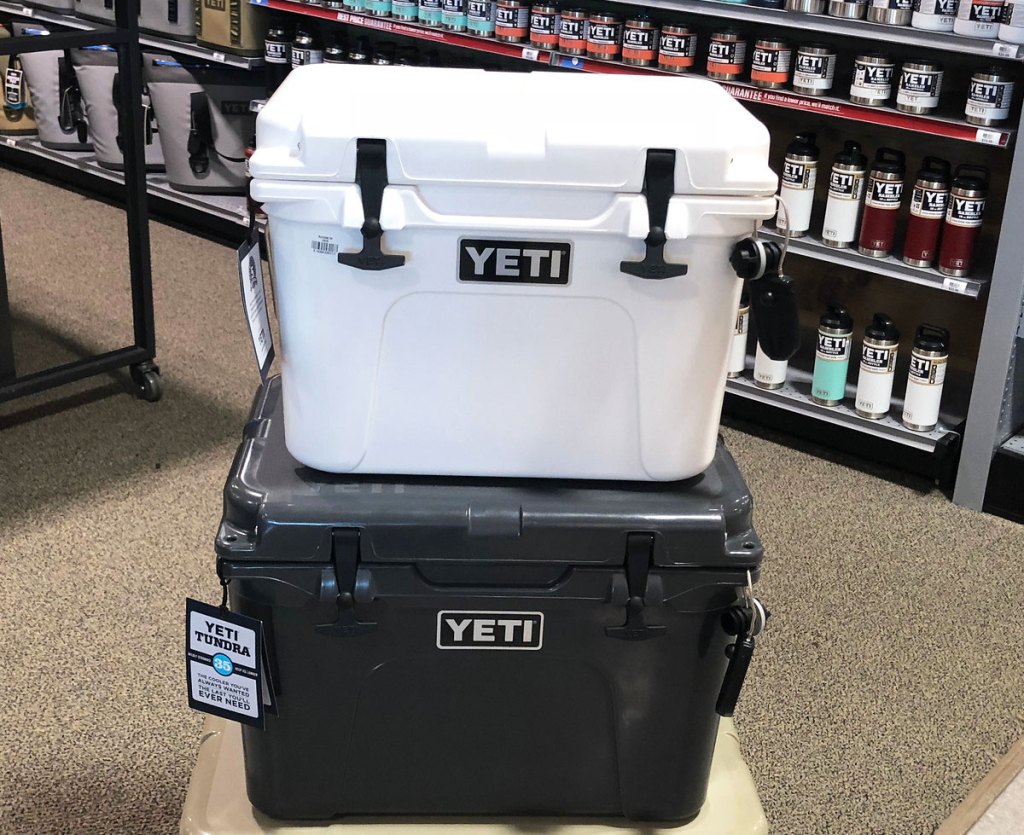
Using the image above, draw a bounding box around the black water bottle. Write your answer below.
[264,24,292,95]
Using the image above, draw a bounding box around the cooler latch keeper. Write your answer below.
[316,528,377,637]
[619,149,688,280]
[337,139,406,272]
[606,533,666,641]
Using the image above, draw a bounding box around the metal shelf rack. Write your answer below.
[0,0,161,403]
[0,0,265,67]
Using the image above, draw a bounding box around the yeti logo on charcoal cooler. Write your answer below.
[437,611,544,650]
[458,239,571,284]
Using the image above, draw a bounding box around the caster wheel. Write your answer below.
[138,370,163,402]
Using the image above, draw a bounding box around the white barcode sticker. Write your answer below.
[943,277,969,294]
[521,47,540,61]
[212,51,226,62]
[3,137,16,147]
[975,128,1003,146]
[993,41,1019,59]
[20,7,33,16]
[311,236,338,255]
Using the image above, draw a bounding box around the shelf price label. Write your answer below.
[212,51,226,62]
[992,41,1021,59]
[521,47,540,61]
[3,137,17,147]
[942,277,969,294]
[974,128,1004,146]
[19,6,33,15]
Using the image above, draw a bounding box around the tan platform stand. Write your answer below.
[179,718,768,835]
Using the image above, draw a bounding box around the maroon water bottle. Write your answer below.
[938,165,989,277]
[858,148,905,258]
[902,157,951,268]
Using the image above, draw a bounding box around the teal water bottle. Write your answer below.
[811,304,854,406]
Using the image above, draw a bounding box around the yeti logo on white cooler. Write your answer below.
[436,611,544,650]
[458,239,571,284]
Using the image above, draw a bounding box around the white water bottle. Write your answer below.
[855,314,900,420]
[728,296,750,378]
[902,324,950,431]
[778,132,819,238]
[822,140,867,249]
[753,342,788,389]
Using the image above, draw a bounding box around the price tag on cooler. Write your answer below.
[185,599,273,728]
[238,234,275,381]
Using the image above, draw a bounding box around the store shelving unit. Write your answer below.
[0,0,265,67]
[251,0,1024,501]
[3,0,1019,507]
[0,135,250,226]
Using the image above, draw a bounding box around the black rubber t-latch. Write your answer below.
[606,533,667,640]
[338,139,406,272]
[316,529,377,636]
[620,149,688,280]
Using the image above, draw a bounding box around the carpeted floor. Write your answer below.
[1,167,1022,835]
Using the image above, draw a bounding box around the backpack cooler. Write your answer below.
[250,65,778,481]
[139,0,196,42]
[219,375,766,822]
[1,24,37,136]
[196,0,267,57]
[143,53,262,193]
[74,0,116,24]
[72,46,164,171]
[12,23,91,151]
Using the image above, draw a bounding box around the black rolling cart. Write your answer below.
[0,0,161,405]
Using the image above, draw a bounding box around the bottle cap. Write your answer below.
[865,313,899,342]
[821,303,853,331]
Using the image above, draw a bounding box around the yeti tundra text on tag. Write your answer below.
[436,611,544,650]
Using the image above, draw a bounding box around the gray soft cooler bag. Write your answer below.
[13,23,91,151]
[139,0,196,42]
[143,53,262,193]
[72,46,164,170]
[74,0,116,24]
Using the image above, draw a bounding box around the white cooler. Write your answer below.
[251,65,777,481]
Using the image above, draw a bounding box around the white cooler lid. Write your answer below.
[251,65,776,196]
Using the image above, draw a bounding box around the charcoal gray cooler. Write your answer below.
[216,376,765,823]
[72,46,164,170]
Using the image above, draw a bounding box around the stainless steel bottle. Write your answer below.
[793,44,837,96]
[829,0,868,17]
[902,325,950,431]
[965,68,1015,125]
[778,132,819,238]
[822,140,868,249]
[855,314,900,419]
[811,304,854,407]
[850,53,895,106]
[787,0,826,11]
[868,0,914,23]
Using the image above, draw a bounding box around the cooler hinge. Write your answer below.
[316,528,377,637]
[619,149,688,281]
[337,139,406,272]
[606,533,666,641]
